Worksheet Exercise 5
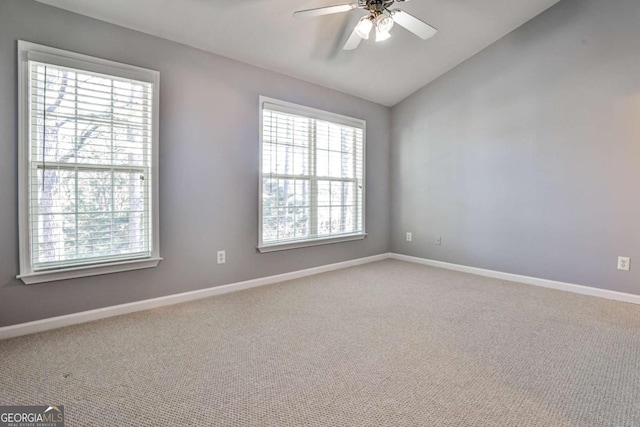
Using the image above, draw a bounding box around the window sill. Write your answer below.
[18,257,163,285]
[258,233,367,253]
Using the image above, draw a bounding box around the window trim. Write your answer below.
[257,96,367,253]
[17,41,161,284]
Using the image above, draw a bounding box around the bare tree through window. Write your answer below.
[260,102,364,248]
[30,63,152,269]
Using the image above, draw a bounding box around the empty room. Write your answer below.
[0,0,638,425]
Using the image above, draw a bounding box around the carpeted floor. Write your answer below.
[1,259,639,426]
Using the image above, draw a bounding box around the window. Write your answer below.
[259,97,366,252]
[17,41,161,284]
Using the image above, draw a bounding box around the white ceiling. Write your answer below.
[36,0,562,106]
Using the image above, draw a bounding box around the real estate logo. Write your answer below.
[0,405,64,427]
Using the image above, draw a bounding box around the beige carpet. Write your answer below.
[1,259,639,426]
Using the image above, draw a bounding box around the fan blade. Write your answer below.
[294,4,356,18]
[343,24,363,50]
[391,10,437,40]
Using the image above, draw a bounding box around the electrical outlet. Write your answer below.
[217,250,226,265]
[618,256,630,271]
[436,236,442,246]
[406,232,412,242]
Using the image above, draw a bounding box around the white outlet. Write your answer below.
[617,256,630,271]
[217,250,226,265]
[406,232,412,242]
[436,236,442,246]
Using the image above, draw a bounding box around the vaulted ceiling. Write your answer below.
[36,0,562,106]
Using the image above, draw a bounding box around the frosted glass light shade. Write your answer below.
[355,17,373,39]
[376,15,394,33]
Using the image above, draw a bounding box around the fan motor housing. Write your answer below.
[361,0,397,14]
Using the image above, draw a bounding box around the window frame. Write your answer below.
[258,96,367,253]
[17,41,161,284]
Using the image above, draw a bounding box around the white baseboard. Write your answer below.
[390,253,640,305]
[0,253,390,340]
[5,252,636,340]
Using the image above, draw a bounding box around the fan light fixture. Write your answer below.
[293,0,439,51]
[374,13,393,42]
[376,14,394,33]
[355,16,373,39]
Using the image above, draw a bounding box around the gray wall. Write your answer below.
[0,0,391,327]
[391,0,640,295]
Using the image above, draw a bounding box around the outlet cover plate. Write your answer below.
[618,256,630,271]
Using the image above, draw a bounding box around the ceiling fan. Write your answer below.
[293,0,438,50]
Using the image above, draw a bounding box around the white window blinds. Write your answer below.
[28,60,154,271]
[259,98,365,251]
